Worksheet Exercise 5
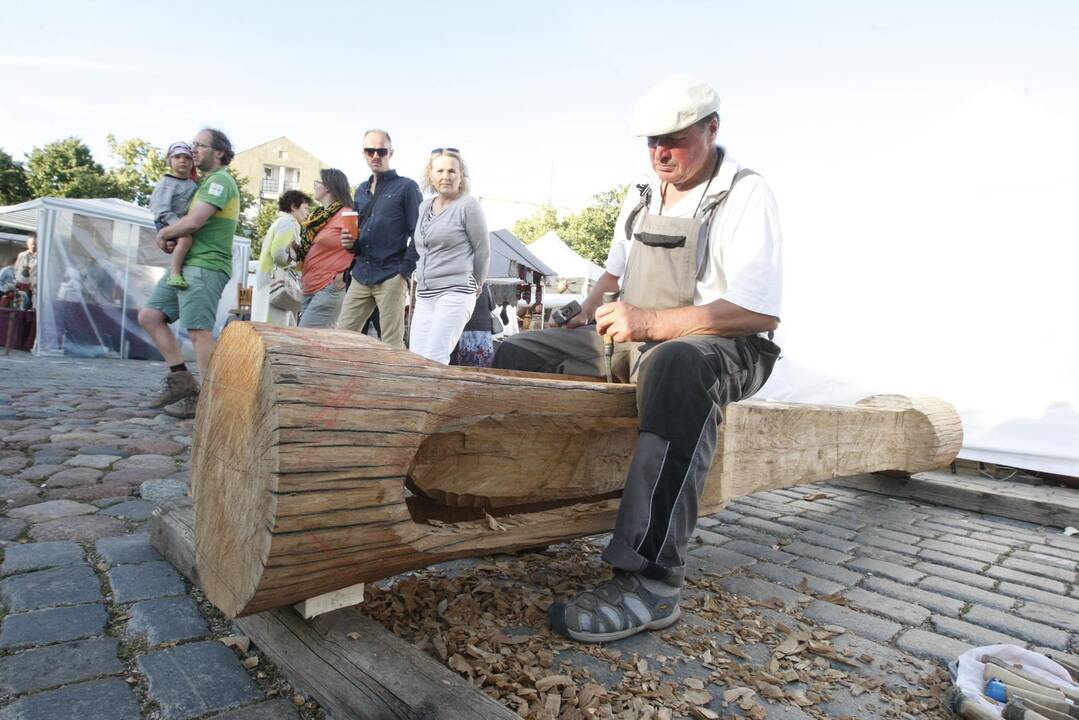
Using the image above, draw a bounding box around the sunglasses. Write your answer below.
[363,147,390,158]
[431,147,460,155]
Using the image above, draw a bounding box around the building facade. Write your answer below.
[232,137,328,203]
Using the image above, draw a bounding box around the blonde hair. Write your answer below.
[422,150,470,195]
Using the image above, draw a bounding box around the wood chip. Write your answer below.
[242,655,259,669]
[535,674,573,692]
[720,644,752,660]
[677,687,707,706]
[346,632,361,640]
[684,678,705,690]
[803,492,830,501]
[484,511,506,532]
[689,708,720,720]
[219,635,250,653]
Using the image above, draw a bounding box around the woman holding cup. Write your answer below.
[410,149,490,364]
[295,168,355,328]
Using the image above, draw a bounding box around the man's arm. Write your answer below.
[158,201,216,245]
[595,298,777,342]
[399,182,422,277]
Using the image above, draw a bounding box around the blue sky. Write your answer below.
[2,1,1077,227]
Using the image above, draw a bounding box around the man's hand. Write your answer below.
[595,301,658,342]
[156,230,176,254]
[340,227,356,251]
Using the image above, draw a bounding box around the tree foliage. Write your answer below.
[512,185,628,266]
[106,134,168,206]
[24,137,118,199]
[249,201,281,258]
[0,149,32,205]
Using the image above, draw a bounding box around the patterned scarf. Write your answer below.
[298,201,343,260]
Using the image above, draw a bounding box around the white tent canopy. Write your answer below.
[759,86,1079,477]
[529,231,604,283]
[0,197,249,359]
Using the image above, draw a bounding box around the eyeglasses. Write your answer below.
[313,179,324,187]
[190,141,213,151]
[430,147,460,155]
[363,147,390,158]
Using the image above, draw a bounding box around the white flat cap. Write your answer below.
[630,75,720,136]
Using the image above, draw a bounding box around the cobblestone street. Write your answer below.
[1,352,1077,719]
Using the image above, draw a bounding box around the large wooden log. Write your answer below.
[193,323,962,618]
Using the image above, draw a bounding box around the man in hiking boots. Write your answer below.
[493,76,784,642]
[139,128,240,418]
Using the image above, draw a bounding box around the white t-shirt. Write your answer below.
[604,148,783,318]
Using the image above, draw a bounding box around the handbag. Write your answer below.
[268,267,302,314]
[490,308,504,335]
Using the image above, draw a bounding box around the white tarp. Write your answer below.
[529,231,604,282]
[0,197,249,359]
[757,86,1079,476]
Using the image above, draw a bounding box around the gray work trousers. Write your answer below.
[493,326,780,584]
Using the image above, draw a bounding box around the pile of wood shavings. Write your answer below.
[360,540,952,719]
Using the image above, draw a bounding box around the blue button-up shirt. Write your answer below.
[351,170,422,286]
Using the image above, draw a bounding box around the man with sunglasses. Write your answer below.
[494,76,783,643]
[336,129,422,348]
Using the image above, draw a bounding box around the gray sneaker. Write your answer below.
[149,370,199,409]
[548,571,681,643]
[162,394,198,420]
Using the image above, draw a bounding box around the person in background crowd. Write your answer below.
[149,142,199,288]
[453,282,497,366]
[409,149,490,364]
[494,76,783,643]
[251,189,310,326]
[336,129,421,347]
[139,128,240,419]
[14,232,37,310]
[295,169,354,328]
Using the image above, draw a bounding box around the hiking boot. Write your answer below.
[548,570,681,643]
[149,370,199,409]
[162,394,198,420]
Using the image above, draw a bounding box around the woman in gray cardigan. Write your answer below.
[409,150,490,363]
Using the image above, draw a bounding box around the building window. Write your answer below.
[278,150,288,161]
[261,165,281,194]
[282,167,301,191]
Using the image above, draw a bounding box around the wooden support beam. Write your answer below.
[293,583,365,620]
[191,323,963,618]
[149,501,517,720]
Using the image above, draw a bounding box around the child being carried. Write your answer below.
[149,142,199,288]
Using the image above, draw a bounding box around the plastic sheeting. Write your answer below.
[30,200,248,359]
[755,86,1079,477]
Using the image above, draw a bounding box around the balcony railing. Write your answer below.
[282,180,300,191]
[261,178,279,193]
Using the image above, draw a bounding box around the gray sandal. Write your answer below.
[548,571,681,643]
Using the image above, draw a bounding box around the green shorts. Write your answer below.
[146,265,230,331]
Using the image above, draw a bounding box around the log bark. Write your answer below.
[193,323,962,618]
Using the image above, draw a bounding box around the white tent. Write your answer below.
[0,197,249,359]
[529,231,604,284]
[759,86,1079,477]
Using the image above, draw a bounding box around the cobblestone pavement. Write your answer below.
[1,352,1077,719]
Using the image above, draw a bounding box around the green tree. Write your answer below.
[24,137,119,199]
[106,134,168,206]
[0,149,32,205]
[228,168,257,238]
[512,205,561,244]
[560,185,627,266]
[249,201,280,257]
[512,186,627,266]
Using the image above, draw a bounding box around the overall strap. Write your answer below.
[623,183,653,241]
[697,168,758,220]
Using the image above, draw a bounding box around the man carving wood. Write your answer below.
[493,75,784,642]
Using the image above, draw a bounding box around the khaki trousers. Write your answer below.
[336,274,409,348]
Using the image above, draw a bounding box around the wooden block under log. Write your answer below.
[148,500,517,720]
[192,323,963,618]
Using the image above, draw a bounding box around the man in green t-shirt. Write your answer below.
[139,128,239,417]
